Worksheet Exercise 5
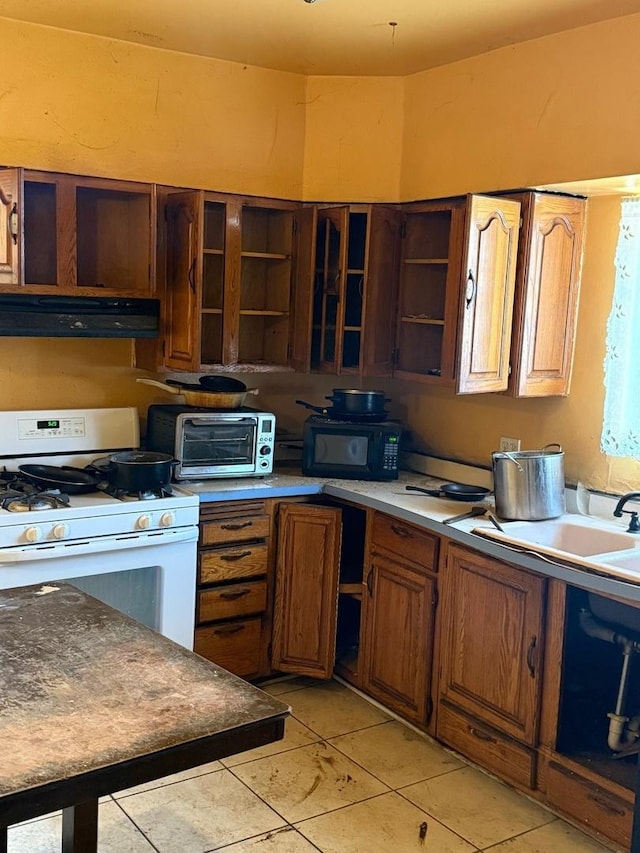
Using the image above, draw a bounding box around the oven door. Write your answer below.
[177,415,259,478]
[0,528,198,649]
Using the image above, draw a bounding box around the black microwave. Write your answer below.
[302,415,401,481]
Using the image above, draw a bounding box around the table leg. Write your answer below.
[62,799,99,853]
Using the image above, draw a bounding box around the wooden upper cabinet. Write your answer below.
[456,195,521,394]
[272,503,342,679]
[505,192,586,397]
[164,191,205,370]
[298,204,400,377]
[395,197,466,385]
[0,167,156,296]
[0,169,20,286]
[395,194,520,393]
[162,190,300,371]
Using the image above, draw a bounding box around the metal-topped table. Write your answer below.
[0,582,289,852]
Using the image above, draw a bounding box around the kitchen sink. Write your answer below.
[485,517,639,557]
[473,515,640,576]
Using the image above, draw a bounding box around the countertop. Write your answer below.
[182,469,640,606]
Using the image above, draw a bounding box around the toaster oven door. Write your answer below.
[179,415,259,478]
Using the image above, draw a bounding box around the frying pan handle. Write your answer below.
[136,378,181,394]
[405,485,441,497]
[295,399,327,414]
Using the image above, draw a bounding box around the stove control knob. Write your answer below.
[159,511,175,527]
[137,514,151,530]
[52,523,69,540]
[25,526,42,543]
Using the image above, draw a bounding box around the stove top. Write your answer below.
[0,408,199,545]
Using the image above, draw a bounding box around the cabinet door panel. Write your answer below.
[0,169,20,286]
[457,195,521,394]
[312,207,349,372]
[290,206,317,372]
[362,553,434,723]
[440,544,545,744]
[164,191,202,370]
[272,503,341,679]
[362,206,401,377]
[511,193,585,397]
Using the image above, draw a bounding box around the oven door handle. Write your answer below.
[0,527,199,563]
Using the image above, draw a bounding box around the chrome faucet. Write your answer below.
[613,492,640,532]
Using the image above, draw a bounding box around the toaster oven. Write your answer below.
[146,405,276,480]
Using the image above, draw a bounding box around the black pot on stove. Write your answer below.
[92,451,177,493]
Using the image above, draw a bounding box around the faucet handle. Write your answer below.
[628,512,640,533]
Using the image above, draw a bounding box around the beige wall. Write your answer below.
[1,15,640,494]
[302,76,404,202]
[401,14,640,198]
[0,18,307,197]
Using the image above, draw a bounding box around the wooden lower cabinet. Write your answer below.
[361,513,439,726]
[194,500,274,680]
[438,543,546,786]
[271,502,342,679]
[205,495,632,850]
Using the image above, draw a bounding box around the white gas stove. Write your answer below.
[0,408,199,648]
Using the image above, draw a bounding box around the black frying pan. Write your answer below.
[19,465,101,494]
[406,483,491,502]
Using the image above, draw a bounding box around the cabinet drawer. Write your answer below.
[371,513,438,571]
[194,618,262,679]
[199,542,269,583]
[437,701,536,789]
[201,514,270,547]
[543,760,632,850]
[198,581,267,624]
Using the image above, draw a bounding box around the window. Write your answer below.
[601,196,640,457]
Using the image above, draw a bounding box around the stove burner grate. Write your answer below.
[2,491,71,512]
[105,485,175,502]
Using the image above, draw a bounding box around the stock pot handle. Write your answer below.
[541,443,562,452]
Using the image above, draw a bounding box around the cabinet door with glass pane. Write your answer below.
[310,204,400,377]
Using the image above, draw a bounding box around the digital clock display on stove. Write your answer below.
[37,420,60,430]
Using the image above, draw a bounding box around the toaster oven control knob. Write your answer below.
[25,526,43,543]
[52,523,69,540]
[160,511,175,527]
[259,445,271,455]
[136,514,151,530]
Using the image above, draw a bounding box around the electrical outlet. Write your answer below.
[499,436,521,452]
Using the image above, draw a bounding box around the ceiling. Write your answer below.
[0,0,639,76]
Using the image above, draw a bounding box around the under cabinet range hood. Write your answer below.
[0,294,160,338]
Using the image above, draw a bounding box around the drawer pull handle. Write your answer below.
[220,551,252,562]
[390,523,411,538]
[527,635,537,678]
[221,521,253,530]
[589,793,626,817]
[219,589,251,601]
[213,624,245,637]
[469,726,497,744]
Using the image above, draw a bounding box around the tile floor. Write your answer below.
[8,678,620,852]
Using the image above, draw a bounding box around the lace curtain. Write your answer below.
[601,196,640,457]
